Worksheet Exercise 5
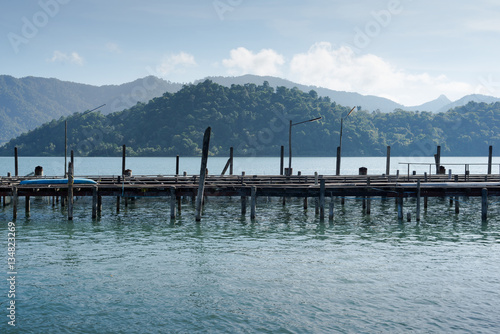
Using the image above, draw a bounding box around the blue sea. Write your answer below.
[1,156,500,333]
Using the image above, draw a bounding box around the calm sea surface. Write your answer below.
[2,157,500,333]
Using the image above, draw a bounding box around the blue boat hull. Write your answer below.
[20,178,97,185]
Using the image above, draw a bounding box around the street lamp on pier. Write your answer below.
[336,106,356,175]
[287,116,322,176]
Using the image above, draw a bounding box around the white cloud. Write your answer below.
[156,52,197,76]
[288,42,474,106]
[222,47,285,76]
[49,51,84,66]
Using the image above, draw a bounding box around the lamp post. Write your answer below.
[64,104,106,176]
[288,116,322,175]
[336,106,356,175]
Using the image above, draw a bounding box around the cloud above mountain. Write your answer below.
[220,42,475,106]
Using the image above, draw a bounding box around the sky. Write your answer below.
[1,0,500,106]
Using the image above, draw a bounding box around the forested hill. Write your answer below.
[0,75,181,144]
[1,80,499,157]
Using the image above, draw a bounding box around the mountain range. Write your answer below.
[1,74,500,145]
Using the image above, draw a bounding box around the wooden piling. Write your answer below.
[68,162,74,220]
[397,195,403,220]
[229,147,234,175]
[92,186,98,219]
[319,179,325,219]
[176,155,180,176]
[315,172,319,214]
[416,179,421,221]
[336,146,341,176]
[366,177,371,215]
[97,195,102,215]
[481,188,488,221]
[241,195,247,215]
[251,186,257,220]
[122,145,126,176]
[280,146,284,175]
[25,196,30,215]
[170,187,176,219]
[12,187,18,220]
[386,146,391,175]
[488,146,493,174]
[14,147,18,177]
[64,120,67,176]
[455,196,459,214]
[435,146,441,174]
[195,127,211,221]
[329,197,334,221]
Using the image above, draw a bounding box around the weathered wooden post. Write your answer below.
[241,194,247,216]
[170,187,176,219]
[416,179,421,222]
[195,127,211,221]
[92,186,98,219]
[315,172,319,214]
[250,186,257,220]
[329,197,334,221]
[229,147,234,175]
[336,146,341,176]
[64,120,67,176]
[481,188,488,221]
[25,196,30,216]
[14,147,18,177]
[319,179,325,219]
[68,162,74,220]
[176,155,180,176]
[386,146,391,175]
[366,177,371,215]
[12,186,18,220]
[434,145,441,174]
[455,196,459,214]
[488,146,493,174]
[397,194,403,220]
[122,145,126,176]
[280,146,284,176]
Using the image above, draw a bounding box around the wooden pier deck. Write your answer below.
[2,173,500,221]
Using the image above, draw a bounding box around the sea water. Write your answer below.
[1,157,500,333]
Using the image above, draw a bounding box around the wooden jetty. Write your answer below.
[2,139,499,222]
[1,171,499,222]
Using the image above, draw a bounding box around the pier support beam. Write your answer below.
[397,195,403,220]
[329,197,334,221]
[68,162,74,220]
[14,147,18,177]
[12,187,18,221]
[25,196,30,216]
[366,177,371,215]
[488,146,493,174]
[280,146,284,176]
[416,179,421,221]
[241,195,247,216]
[455,196,459,214]
[92,186,98,219]
[250,186,257,220]
[482,188,488,221]
[319,179,325,219]
[386,146,391,176]
[170,187,176,219]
